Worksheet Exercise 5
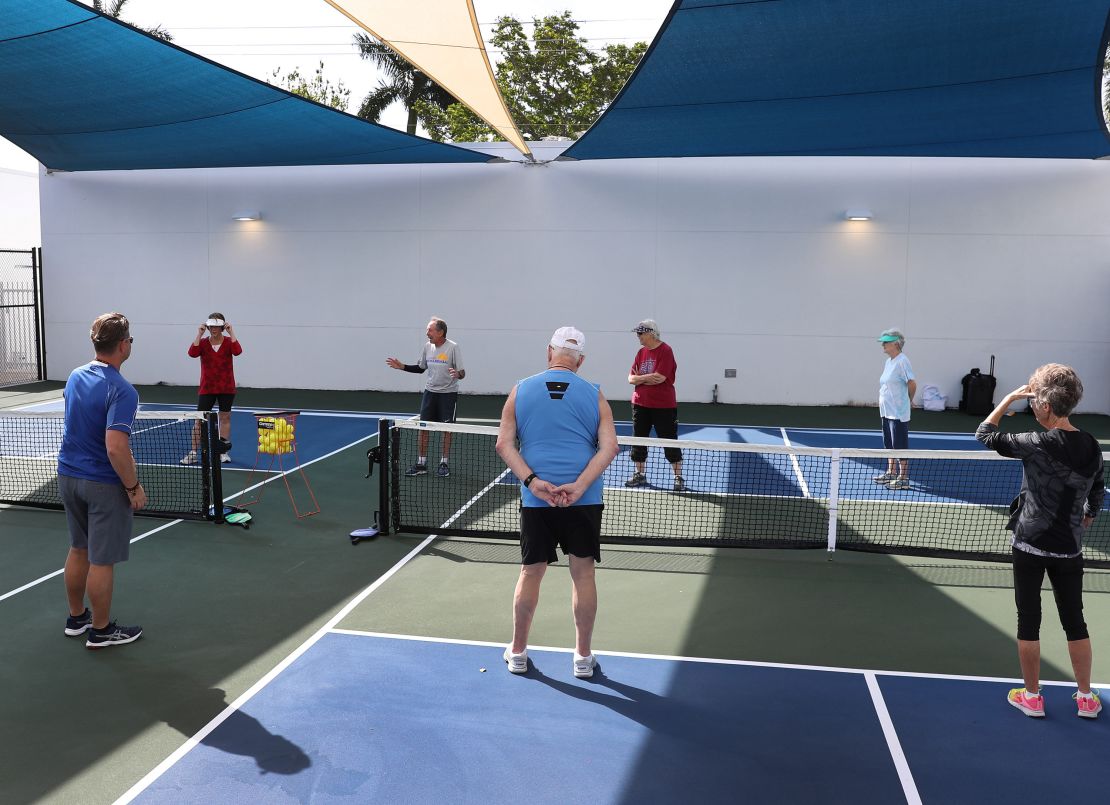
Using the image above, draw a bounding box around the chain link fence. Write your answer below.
[0,248,44,387]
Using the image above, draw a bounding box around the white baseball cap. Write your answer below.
[633,319,659,335]
[549,326,585,353]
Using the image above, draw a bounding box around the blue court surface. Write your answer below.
[14,400,386,469]
[127,633,1107,804]
[137,404,386,467]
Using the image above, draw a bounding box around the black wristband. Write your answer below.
[523,473,537,488]
[124,480,141,493]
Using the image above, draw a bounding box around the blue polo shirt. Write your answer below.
[515,368,603,507]
[57,361,139,483]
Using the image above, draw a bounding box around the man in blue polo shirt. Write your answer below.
[59,312,146,649]
[495,326,618,678]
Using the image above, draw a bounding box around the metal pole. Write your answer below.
[33,247,45,381]
[378,418,391,535]
[207,411,225,523]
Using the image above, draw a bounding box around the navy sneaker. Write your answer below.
[64,608,92,637]
[405,463,428,477]
[436,462,451,478]
[86,621,143,650]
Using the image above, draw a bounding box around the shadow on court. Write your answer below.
[122,667,311,776]
[0,435,404,805]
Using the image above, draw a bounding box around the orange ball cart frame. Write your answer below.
[239,410,320,518]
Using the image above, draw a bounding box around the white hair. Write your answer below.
[880,328,905,349]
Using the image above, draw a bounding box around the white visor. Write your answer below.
[206,318,225,327]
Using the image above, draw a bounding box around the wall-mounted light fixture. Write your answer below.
[844,209,873,221]
[232,211,261,221]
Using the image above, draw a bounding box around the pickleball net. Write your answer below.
[0,410,223,520]
[382,419,1110,566]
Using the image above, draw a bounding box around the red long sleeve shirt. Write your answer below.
[188,337,243,394]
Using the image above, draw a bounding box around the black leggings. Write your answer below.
[1012,546,1088,642]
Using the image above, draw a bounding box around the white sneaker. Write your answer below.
[179,450,197,465]
[573,653,596,679]
[220,453,231,463]
[503,646,528,674]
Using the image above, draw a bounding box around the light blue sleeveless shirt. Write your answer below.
[515,369,603,507]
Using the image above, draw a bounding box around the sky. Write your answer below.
[0,0,674,171]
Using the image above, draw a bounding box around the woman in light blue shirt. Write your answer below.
[874,329,916,490]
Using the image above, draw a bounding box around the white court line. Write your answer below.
[865,672,922,805]
[115,462,509,804]
[321,629,1110,689]
[780,427,812,498]
[0,431,378,606]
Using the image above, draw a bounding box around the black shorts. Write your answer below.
[520,505,603,565]
[630,405,681,464]
[198,393,235,413]
[420,390,457,423]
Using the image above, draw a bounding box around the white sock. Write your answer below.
[417,455,426,465]
[1026,689,1041,698]
[1078,690,1096,699]
[440,457,449,464]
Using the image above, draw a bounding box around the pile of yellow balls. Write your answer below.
[257,416,294,454]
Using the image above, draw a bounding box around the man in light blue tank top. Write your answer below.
[495,327,618,679]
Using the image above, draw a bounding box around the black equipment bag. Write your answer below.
[960,355,997,416]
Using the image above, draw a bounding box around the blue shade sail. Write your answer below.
[0,0,490,170]
[564,0,1110,160]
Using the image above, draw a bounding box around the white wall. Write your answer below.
[39,153,1110,413]
[0,166,40,248]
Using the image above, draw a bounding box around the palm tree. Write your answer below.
[91,0,173,42]
[354,34,455,135]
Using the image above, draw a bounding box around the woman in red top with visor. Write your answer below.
[180,313,242,465]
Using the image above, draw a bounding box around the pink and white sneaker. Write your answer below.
[1075,690,1102,719]
[1008,688,1045,717]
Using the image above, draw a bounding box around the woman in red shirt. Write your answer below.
[181,313,243,465]
[626,319,683,491]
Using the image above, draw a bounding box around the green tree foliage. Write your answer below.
[91,0,173,42]
[270,62,351,111]
[416,12,647,143]
[353,34,457,135]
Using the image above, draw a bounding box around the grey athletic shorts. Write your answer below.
[59,474,134,565]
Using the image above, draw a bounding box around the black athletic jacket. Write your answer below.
[976,423,1105,556]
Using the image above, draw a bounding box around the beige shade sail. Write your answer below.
[324,0,531,157]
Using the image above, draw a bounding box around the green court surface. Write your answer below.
[1,384,1109,804]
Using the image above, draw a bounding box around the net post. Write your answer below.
[377,418,391,536]
[389,423,400,534]
[32,247,46,381]
[826,448,840,553]
[207,412,225,523]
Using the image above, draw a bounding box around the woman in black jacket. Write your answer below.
[977,364,1105,719]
